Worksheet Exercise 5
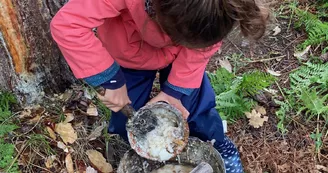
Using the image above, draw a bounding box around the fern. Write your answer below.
[274,99,291,134]
[290,62,328,93]
[236,71,276,96]
[215,90,254,121]
[209,68,275,122]
[291,3,328,52]
[208,68,235,94]
[0,91,19,173]
[298,88,328,120]
[0,124,18,138]
[0,139,19,173]
[276,62,328,126]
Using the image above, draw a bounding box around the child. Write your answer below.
[51,0,267,172]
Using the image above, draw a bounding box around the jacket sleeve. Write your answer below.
[162,43,222,99]
[50,0,127,87]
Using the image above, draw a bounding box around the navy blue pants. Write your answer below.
[108,66,243,172]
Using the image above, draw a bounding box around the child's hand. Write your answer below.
[97,84,131,112]
[148,92,189,119]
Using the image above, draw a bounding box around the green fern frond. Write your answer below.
[0,139,19,173]
[274,99,291,134]
[209,68,273,122]
[0,124,18,138]
[215,90,254,121]
[208,68,235,94]
[291,5,328,52]
[236,71,276,96]
[0,91,19,173]
[299,88,328,120]
[0,91,16,112]
[290,62,328,91]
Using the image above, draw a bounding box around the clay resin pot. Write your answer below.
[126,102,189,161]
[117,137,226,173]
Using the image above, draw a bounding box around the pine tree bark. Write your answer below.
[0,0,76,104]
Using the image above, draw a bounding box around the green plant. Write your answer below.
[291,1,328,53]
[311,131,323,154]
[0,139,19,173]
[208,68,275,122]
[96,100,112,122]
[274,99,290,134]
[0,91,19,173]
[27,134,55,155]
[289,62,328,120]
[274,62,328,155]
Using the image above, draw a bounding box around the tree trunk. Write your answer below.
[0,0,76,104]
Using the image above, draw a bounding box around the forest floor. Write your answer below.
[209,0,328,172]
[1,0,328,173]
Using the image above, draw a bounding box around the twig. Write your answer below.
[226,38,244,54]
[28,162,52,173]
[282,34,306,51]
[22,115,44,135]
[319,152,328,161]
[240,55,286,63]
[0,112,20,126]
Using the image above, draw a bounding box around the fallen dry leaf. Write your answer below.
[28,115,42,124]
[272,26,281,36]
[65,154,74,173]
[45,155,56,169]
[87,123,106,141]
[294,45,311,59]
[245,109,268,128]
[57,141,69,152]
[255,105,267,115]
[266,69,281,76]
[87,103,98,116]
[46,127,57,140]
[218,59,232,73]
[86,150,113,173]
[64,113,75,123]
[264,88,278,95]
[55,122,77,144]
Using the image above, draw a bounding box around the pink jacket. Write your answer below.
[50,0,221,88]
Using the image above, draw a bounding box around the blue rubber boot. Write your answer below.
[215,136,244,173]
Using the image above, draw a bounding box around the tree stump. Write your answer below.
[0,0,76,104]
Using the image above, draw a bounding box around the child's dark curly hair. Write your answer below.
[153,0,268,48]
